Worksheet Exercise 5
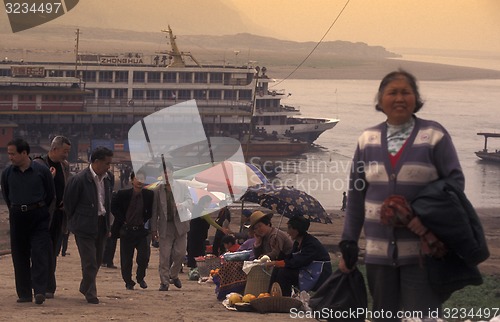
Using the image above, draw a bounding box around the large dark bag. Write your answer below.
[425,251,483,302]
[309,268,367,322]
[411,178,489,301]
[411,178,489,266]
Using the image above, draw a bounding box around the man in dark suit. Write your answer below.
[111,170,154,290]
[33,135,72,299]
[64,146,114,304]
[1,138,55,305]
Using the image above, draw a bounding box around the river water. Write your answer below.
[262,78,500,213]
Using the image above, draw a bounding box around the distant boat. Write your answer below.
[475,132,500,162]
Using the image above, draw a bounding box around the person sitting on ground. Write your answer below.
[250,211,293,260]
[237,226,256,260]
[265,216,332,296]
[221,235,240,253]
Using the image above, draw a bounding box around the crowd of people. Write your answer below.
[1,69,480,321]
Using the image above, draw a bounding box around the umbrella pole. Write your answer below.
[274,212,286,239]
[240,201,245,233]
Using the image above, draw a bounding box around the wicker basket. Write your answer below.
[250,296,303,314]
[244,265,273,296]
[195,255,222,277]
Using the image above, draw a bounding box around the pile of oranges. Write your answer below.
[209,268,220,276]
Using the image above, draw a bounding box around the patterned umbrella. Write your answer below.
[240,184,332,224]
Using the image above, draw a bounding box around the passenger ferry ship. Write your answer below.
[0,26,338,161]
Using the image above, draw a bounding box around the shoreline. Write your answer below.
[0,204,498,321]
[1,204,499,275]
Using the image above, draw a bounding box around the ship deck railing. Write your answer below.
[84,98,253,115]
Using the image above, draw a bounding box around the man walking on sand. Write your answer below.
[111,170,154,290]
[33,135,72,299]
[151,161,192,291]
[1,138,55,304]
[64,146,114,304]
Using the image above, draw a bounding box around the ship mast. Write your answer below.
[161,25,202,67]
[74,28,79,77]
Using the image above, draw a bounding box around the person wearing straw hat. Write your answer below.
[265,216,332,296]
[250,211,293,260]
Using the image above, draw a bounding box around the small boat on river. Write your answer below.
[475,132,500,162]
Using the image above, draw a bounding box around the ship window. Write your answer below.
[148,72,161,83]
[224,90,235,100]
[209,90,221,100]
[65,70,76,77]
[133,71,146,83]
[99,71,113,82]
[193,90,206,100]
[178,72,192,83]
[210,73,223,84]
[115,89,127,99]
[82,71,97,82]
[162,90,176,100]
[0,68,11,76]
[178,89,190,100]
[132,89,144,100]
[49,70,64,77]
[239,90,252,100]
[163,72,176,83]
[115,71,129,83]
[99,89,112,99]
[194,72,207,84]
[146,90,160,100]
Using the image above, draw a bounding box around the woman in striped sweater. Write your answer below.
[339,70,464,321]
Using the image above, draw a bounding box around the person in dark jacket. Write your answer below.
[111,170,154,290]
[64,146,114,304]
[266,216,332,296]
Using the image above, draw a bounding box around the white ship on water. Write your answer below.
[0,26,338,161]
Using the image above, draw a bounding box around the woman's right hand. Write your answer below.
[338,255,354,273]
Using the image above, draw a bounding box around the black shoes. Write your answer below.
[34,294,45,305]
[102,263,118,269]
[158,283,169,291]
[138,280,148,289]
[87,297,99,304]
[170,277,182,289]
[126,284,134,290]
[45,292,54,299]
[16,297,32,303]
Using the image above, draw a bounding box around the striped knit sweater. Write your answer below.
[341,116,465,266]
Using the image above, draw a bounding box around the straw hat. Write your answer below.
[249,211,270,228]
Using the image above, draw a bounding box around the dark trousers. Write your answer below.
[9,207,50,298]
[47,208,65,294]
[120,227,150,286]
[102,235,118,266]
[56,232,69,256]
[366,264,442,322]
[270,267,299,297]
[75,216,107,300]
[187,231,206,268]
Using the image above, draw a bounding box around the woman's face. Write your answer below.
[253,221,271,237]
[286,225,299,240]
[379,78,417,125]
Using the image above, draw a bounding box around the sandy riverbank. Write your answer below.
[0,205,498,321]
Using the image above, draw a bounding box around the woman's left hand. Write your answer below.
[264,261,275,269]
[407,216,428,236]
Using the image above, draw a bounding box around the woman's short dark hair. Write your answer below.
[221,235,236,245]
[287,216,310,236]
[90,146,113,163]
[375,69,424,113]
[7,138,30,154]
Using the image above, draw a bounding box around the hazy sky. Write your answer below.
[2,0,500,54]
[225,0,500,53]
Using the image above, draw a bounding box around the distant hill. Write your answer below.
[2,24,500,81]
